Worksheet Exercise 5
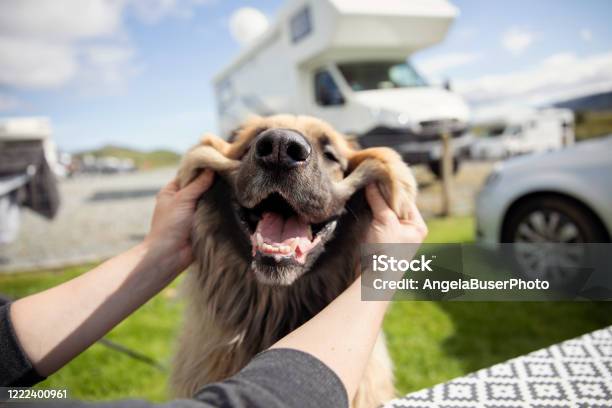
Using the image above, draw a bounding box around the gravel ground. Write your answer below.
[0,162,493,273]
[414,160,493,218]
[0,168,176,273]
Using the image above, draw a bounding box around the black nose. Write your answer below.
[254,129,311,169]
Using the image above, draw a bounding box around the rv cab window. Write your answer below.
[314,70,344,106]
[338,61,427,91]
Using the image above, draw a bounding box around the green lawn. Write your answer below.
[1,216,611,400]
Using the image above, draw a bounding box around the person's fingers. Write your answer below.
[179,169,215,201]
[410,202,426,228]
[402,201,428,236]
[365,184,396,221]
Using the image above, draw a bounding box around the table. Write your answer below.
[386,326,612,407]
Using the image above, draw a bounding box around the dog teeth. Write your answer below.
[255,239,295,258]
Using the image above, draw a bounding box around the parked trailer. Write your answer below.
[214,0,471,177]
[469,107,575,160]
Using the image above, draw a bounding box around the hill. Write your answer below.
[552,91,612,141]
[554,90,612,111]
[76,145,181,170]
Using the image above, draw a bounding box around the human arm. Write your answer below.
[2,182,424,407]
[0,346,346,408]
[271,184,427,402]
[6,170,214,379]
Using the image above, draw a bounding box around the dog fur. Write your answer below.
[171,115,416,407]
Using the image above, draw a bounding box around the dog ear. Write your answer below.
[177,116,269,187]
[177,133,242,188]
[335,147,417,219]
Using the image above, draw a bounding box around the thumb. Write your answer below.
[179,169,215,201]
[365,184,396,221]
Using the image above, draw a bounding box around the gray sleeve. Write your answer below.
[194,348,348,408]
[7,349,348,408]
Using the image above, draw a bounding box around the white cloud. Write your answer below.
[129,0,216,24]
[0,0,211,91]
[580,28,593,42]
[502,27,534,55]
[229,7,269,46]
[0,0,123,41]
[0,37,77,89]
[417,52,481,76]
[77,45,142,93]
[456,51,612,106]
[0,93,22,111]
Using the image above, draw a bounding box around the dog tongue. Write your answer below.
[258,212,312,243]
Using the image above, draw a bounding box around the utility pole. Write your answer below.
[440,130,453,217]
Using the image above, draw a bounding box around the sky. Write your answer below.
[0,0,611,153]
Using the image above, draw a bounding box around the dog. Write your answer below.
[171,114,416,407]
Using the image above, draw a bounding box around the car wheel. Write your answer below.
[502,195,608,287]
[503,196,607,243]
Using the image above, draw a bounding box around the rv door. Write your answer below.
[308,67,353,132]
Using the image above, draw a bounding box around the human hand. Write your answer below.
[364,184,427,244]
[143,170,215,276]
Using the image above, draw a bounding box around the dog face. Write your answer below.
[178,115,416,285]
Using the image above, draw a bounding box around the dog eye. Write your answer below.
[324,151,339,163]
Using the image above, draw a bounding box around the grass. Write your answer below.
[0,265,183,401]
[575,110,612,141]
[75,145,181,170]
[1,216,611,400]
[424,216,474,244]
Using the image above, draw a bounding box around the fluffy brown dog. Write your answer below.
[171,115,416,408]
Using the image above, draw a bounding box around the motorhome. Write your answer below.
[469,107,575,160]
[0,117,62,244]
[214,0,471,177]
[0,117,67,177]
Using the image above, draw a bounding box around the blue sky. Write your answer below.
[1,0,611,153]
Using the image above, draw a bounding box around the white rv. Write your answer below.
[0,117,67,177]
[214,0,471,177]
[469,107,575,160]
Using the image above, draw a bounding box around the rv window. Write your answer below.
[314,71,344,106]
[290,6,312,43]
[338,62,427,91]
[478,126,506,138]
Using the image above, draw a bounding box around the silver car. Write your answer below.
[476,135,612,245]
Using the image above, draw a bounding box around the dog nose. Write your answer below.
[254,129,311,169]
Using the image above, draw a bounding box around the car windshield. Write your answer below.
[338,61,427,91]
[480,126,506,138]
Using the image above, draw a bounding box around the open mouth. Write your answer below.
[240,193,338,264]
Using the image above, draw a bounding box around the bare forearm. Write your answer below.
[271,275,390,401]
[10,242,176,376]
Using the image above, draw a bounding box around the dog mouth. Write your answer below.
[239,193,338,264]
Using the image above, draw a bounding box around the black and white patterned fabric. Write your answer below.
[386,326,612,408]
